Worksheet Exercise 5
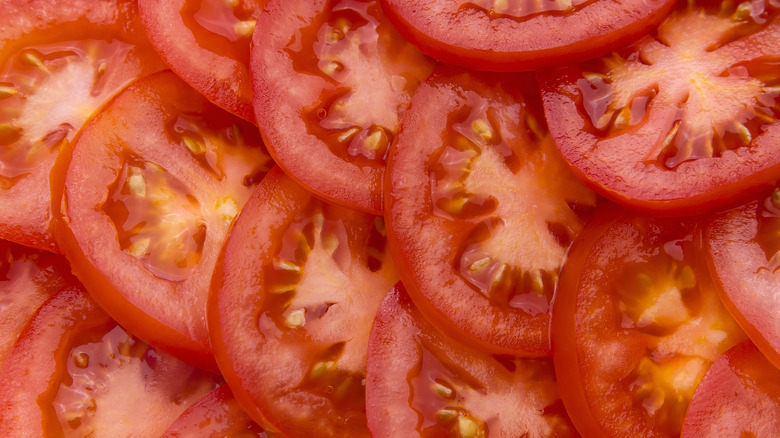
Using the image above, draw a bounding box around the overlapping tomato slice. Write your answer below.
[139,0,267,122]
[210,167,398,437]
[553,206,747,437]
[387,66,597,356]
[539,0,780,214]
[0,285,219,436]
[379,0,675,71]
[162,385,265,437]
[53,71,273,372]
[0,0,167,252]
[251,0,435,213]
[366,283,577,437]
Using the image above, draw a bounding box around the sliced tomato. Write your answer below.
[681,341,780,438]
[366,283,577,437]
[251,0,435,213]
[209,167,398,437]
[553,205,747,437]
[0,238,77,367]
[0,285,219,436]
[139,0,267,122]
[52,71,273,372]
[0,0,167,252]
[705,187,780,369]
[386,66,597,356]
[379,0,675,71]
[539,0,780,215]
[162,385,266,437]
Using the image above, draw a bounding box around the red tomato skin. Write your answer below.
[0,0,166,253]
[138,0,265,123]
[706,198,780,370]
[681,341,780,438]
[379,0,676,72]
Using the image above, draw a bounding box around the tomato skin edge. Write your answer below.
[49,124,219,375]
[551,204,619,438]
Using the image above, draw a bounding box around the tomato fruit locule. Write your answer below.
[139,0,267,122]
[379,0,675,71]
[0,284,219,437]
[386,66,597,356]
[539,0,780,215]
[53,71,273,372]
[210,167,398,437]
[366,283,577,437]
[251,0,435,213]
[706,187,780,369]
[681,341,780,438]
[0,0,166,252]
[553,206,746,437]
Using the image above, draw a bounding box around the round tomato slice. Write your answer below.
[681,341,780,438]
[251,0,435,214]
[386,66,597,356]
[139,0,266,122]
[553,206,747,437]
[162,385,266,437]
[210,167,399,437]
[52,71,273,372]
[0,238,77,368]
[366,283,578,437]
[379,0,675,72]
[706,187,780,369]
[539,0,780,215]
[0,0,167,252]
[0,285,219,437]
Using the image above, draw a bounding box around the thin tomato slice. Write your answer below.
[553,205,746,437]
[162,385,266,437]
[366,283,578,438]
[0,0,166,252]
[210,167,398,438]
[681,341,780,438]
[539,0,780,214]
[139,0,267,122]
[379,0,675,71]
[0,238,77,367]
[53,71,273,372]
[251,0,435,213]
[706,187,780,369]
[387,66,597,356]
[0,285,219,437]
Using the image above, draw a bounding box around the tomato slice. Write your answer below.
[0,238,77,367]
[386,66,597,356]
[539,0,780,214]
[681,341,780,438]
[52,71,273,372]
[251,0,435,213]
[209,167,399,437]
[0,285,219,436]
[162,385,266,437]
[379,0,675,71]
[706,188,780,369]
[553,205,747,437]
[0,0,167,252]
[366,283,578,437]
[139,0,266,122]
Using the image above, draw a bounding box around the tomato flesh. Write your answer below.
[387,66,596,356]
[162,385,266,437]
[0,0,166,252]
[553,206,746,437]
[53,71,272,372]
[210,167,398,437]
[251,0,434,213]
[539,0,780,214]
[0,285,219,437]
[366,284,577,438]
